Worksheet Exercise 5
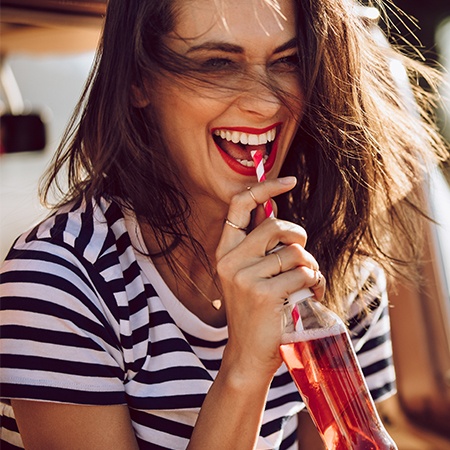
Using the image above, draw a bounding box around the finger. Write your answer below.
[239,263,324,304]
[237,245,321,294]
[273,267,326,303]
[244,220,309,259]
[310,270,326,301]
[267,244,318,273]
[227,177,295,228]
[217,177,296,258]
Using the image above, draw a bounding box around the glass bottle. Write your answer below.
[279,288,397,450]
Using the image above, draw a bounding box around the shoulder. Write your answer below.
[345,259,393,364]
[0,196,138,320]
[345,260,397,401]
[1,196,133,285]
[345,259,388,321]
[7,196,126,264]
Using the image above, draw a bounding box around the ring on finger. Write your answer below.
[313,269,323,288]
[224,218,247,232]
[274,252,283,274]
[247,186,258,204]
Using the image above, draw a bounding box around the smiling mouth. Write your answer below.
[212,125,278,167]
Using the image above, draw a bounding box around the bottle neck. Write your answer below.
[286,287,314,306]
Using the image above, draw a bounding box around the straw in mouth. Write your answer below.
[251,149,274,218]
[213,127,277,167]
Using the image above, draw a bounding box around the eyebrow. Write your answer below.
[185,38,297,55]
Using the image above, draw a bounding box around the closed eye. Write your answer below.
[200,58,239,70]
[271,54,300,70]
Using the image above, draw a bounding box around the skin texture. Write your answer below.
[11,401,140,450]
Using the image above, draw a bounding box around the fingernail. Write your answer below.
[278,176,297,185]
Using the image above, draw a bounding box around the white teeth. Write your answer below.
[214,127,277,146]
[248,134,259,145]
[236,154,269,167]
[270,128,276,141]
[230,131,240,143]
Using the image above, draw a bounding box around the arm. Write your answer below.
[3,179,316,449]
[1,234,135,449]
[187,363,273,450]
[11,400,139,450]
[188,179,324,449]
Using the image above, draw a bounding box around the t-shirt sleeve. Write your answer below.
[347,262,397,403]
[0,238,126,406]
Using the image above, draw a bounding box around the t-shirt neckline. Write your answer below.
[122,209,228,339]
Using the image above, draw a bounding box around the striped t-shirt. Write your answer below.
[0,196,396,449]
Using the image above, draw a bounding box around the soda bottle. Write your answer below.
[279,288,398,450]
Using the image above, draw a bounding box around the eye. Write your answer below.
[271,54,300,71]
[200,58,238,70]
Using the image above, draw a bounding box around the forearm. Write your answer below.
[187,360,273,450]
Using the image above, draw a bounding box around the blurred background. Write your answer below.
[1,4,101,260]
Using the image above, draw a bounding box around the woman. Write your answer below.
[0,0,447,448]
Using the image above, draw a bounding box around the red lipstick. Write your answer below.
[213,123,281,177]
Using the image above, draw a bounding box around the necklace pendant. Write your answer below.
[211,299,222,311]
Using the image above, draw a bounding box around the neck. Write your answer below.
[139,211,227,327]
[190,200,228,257]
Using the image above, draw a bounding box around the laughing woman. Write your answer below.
[0,0,447,448]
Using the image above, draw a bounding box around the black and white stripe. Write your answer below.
[0,197,395,449]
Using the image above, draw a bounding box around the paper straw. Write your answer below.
[251,150,274,218]
[291,306,301,329]
[252,149,306,331]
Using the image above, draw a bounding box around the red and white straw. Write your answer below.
[251,150,307,330]
[251,150,274,218]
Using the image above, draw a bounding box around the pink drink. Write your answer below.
[280,330,396,449]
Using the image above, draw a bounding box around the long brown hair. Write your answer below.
[277,0,448,313]
[40,0,448,316]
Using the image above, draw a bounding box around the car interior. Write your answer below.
[1,1,450,449]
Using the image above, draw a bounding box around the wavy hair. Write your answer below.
[40,0,448,316]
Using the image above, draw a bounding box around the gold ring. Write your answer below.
[274,252,283,274]
[247,186,258,204]
[313,269,323,288]
[225,218,247,232]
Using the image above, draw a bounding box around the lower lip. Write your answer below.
[215,136,279,177]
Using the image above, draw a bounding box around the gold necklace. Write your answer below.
[174,261,223,311]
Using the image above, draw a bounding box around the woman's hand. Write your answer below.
[215,177,326,382]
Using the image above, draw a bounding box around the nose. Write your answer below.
[235,77,283,120]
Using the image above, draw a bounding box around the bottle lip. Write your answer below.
[286,288,314,305]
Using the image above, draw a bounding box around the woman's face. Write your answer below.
[150,0,303,212]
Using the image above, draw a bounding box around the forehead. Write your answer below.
[168,0,296,51]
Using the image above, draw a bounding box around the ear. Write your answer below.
[131,83,151,108]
